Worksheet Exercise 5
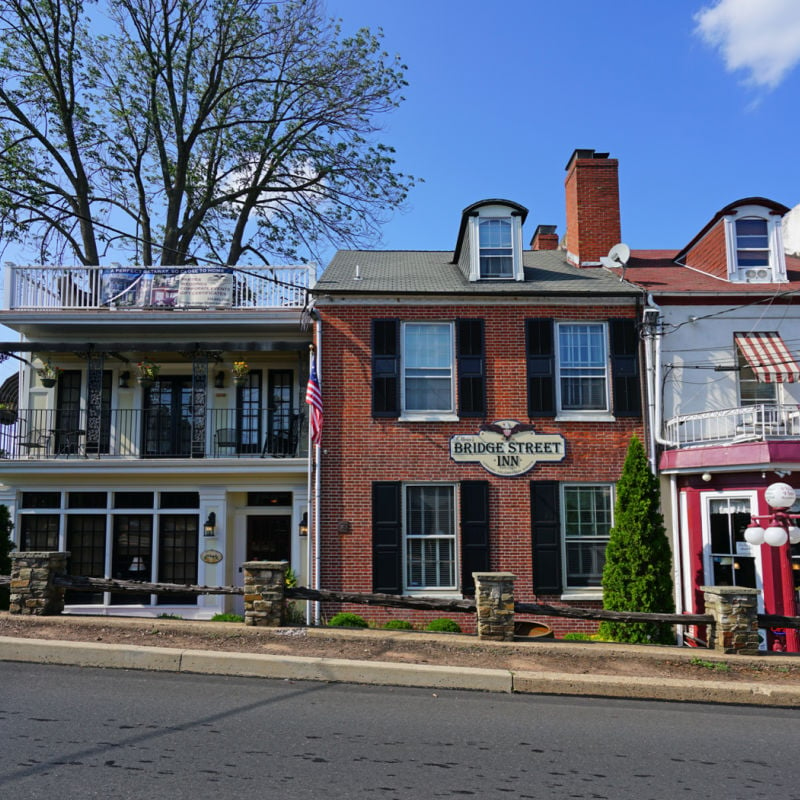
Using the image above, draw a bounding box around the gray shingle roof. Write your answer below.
[314,250,642,297]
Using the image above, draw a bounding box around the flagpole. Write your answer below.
[305,344,315,626]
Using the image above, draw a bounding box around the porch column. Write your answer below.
[474,572,516,641]
[701,585,760,655]
[242,560,287,626]
[9,551,69,615]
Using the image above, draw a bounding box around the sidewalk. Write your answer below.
[2,614,799,708]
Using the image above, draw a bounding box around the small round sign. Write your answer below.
[200,549,223,564]
[764,482,797,510]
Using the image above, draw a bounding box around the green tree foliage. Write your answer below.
[0,504,14,609]
[0,0,415,266]
[598,436,675,644]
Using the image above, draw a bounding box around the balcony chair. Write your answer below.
[215,428,238,454]
[17,428,52,457]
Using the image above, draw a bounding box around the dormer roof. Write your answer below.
[452,199,528,264]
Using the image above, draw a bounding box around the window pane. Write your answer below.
[404,324,452,412]
[479,219,513,278]
[563,485,612,588]
[158,515,198,604]
[558,324,607,411]
[405,486,455,590]
[20,515,59,550]
[66,515,106,604]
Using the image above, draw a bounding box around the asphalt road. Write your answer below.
[1,662,799,799]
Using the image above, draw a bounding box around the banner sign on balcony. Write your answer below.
[450,420,566,476]
[100,267,234,309]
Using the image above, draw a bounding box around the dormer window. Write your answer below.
[479,219,513,278]
[452,200,528,283]
[721,201,789,283]
[735,218,769,269]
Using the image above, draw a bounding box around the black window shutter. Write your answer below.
[610,318,641,417]
[460,480,490,596]
[372,319,400,417]
[526,319,555,416]
[457,318,486,417]
[373,482,403,594]
[530,481,562,595]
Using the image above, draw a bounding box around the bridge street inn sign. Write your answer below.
[450,421,566,476]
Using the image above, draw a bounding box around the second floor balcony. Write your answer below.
[664,403,800,449]
[1,263,313,312]
[0,407,307,461]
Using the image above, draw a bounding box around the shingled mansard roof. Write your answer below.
[314,249,642,298]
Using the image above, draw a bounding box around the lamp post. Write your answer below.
[744,482,800,651]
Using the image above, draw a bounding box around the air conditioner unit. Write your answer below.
[745,268,770,281]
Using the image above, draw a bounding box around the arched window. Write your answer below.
[479,218,513,278]
[735,217,769,269]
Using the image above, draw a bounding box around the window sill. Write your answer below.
[398,414,459,423]
[555,412,615,423]
[404,590,461,598]
[560,590,603,602]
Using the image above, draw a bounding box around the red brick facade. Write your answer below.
[316,302,645,633]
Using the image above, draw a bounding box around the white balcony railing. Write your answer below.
[664,404,800,448]
[0,407,307,460]
[2,264,314,311]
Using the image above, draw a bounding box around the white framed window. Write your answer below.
[402,322,454,416]
[735,217,769,269]
[404,484,457,592]
[479,218,513,278]
[737,345,777,406]
[557,323,609,413]
[562,484,613,591]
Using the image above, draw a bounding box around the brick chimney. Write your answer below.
[564,149,621,267]
[530,224,559,251]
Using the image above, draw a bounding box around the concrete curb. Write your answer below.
[3,635,800,706]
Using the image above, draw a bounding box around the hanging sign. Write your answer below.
[450,420,566,476]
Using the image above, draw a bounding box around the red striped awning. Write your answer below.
[735,332,800,383]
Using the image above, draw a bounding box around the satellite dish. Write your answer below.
[599,243,631,270]
[608,243,630,265]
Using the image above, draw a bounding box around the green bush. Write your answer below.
[328,612,369,628]
[561,632,593,641]
[382,619,414,630]
[424,618,461,633]
[598,436,675,645]
[211,613,244,623]
[156,613,183,619]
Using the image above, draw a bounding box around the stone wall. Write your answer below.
[474,572,515,641]
[701,585,760,655]
[9,552,69,615]
[242,560,288,626]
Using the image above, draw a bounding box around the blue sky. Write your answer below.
[321,0,800,255]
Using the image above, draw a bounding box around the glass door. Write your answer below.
[143,376,195,457]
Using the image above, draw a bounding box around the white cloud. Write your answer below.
[694,0,800,89]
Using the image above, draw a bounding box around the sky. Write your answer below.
[317,0,800,256]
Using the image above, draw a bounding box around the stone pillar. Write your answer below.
[474,572,515,641]
[701,585,760,655]
[9,552,69,615]
[242,560,288,627]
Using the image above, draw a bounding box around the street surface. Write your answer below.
[1,662,798,799]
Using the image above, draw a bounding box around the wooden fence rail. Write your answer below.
[3,573,799,630]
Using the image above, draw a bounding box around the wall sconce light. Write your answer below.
[203,511,217,537]
[214,371,225,388]
[701,472,712,482]
[119,370,131,389]
[298,511,308,536]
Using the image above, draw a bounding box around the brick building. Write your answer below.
[310,149,648,632]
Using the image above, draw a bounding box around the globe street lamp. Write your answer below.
[744,482,800,651]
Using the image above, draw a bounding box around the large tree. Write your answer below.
[0,0,414,265]
[598,435,675,645]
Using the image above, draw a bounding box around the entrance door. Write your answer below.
[246,515,292,563]
[143,377,195,457]
[705,495,763,599]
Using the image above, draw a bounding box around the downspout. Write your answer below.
[642,295,684,632]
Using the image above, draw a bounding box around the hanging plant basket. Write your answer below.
[40,377,57,388]
[137,377,154,389]
[0,409,16,425]
[233,376,246,387]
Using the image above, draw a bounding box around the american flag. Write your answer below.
[306,357,323,446]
